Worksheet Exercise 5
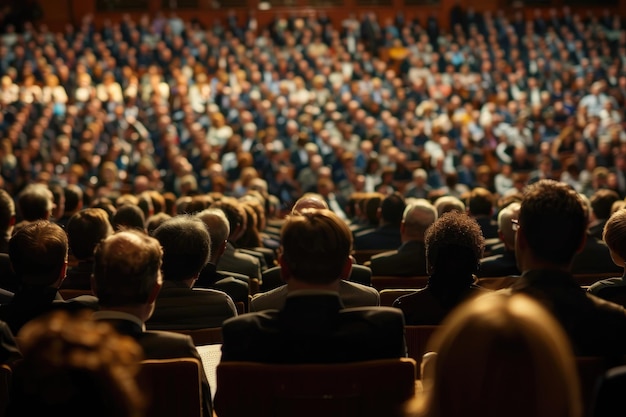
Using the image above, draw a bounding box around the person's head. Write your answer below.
[146,212,172,235]
[152,215,210,283]
[401,200,437,242]
[516,180,587,269]
[497,202,521,251]
[466,187,494,217]
[0,188,16,238]
[425,211,484,278]
[111,204,146,232]
[602,208,626,268]
[280,209,352,285]
[17,184,55,221]
[412,292,581,417]
[380,192,406,226]
[63,184,84,216]
[9,310,145,417]
[66,208,114,261]
[212,197,246,241]
[291,193,329,214]
[196,208,230,264]
[9,220,68,287]
[433,195,466,218]
[93,230,163,312]
[590,188,620,222]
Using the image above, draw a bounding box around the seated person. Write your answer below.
[63,208,113,290]
[478,202,521,277]
[221,208,406,363]
[147,215,238,330]
[91,229,213,416]
[369,199,437,277]
[0,220,97,334]
[7,310,144,417]
[588,208,626,306]
[393,211,489,325]
[353,192,406,250]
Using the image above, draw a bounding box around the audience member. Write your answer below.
[478,202,521,277]
[91,229,213,417]
[466,187,498,240]
[195,207,250,305]
[509,179,626,360]
[111,204,146,232]
[406,292,582,417]
[588,208,626,305]
[369,199,437,277]
[16,184,54,223]
[353,192,406,250]
[393,211,488,325]
[433,195,465,218]
[0,189,16,252]
[7,310,145,417]
[55,184,84,229]
[63,208,113,290]
[221,208,406,363]
[588,189,621,240]
[147,215,237,329]
[0,220,96,334]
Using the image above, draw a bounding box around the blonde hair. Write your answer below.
[411,292,581,417]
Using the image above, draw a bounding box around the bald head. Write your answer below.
[291,193,329,214]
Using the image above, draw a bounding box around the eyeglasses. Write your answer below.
[511,219,520,232]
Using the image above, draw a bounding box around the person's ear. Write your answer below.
[147,280,162,304]
[279,253,291,282]
[340,258,353,280]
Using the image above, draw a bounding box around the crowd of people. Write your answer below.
[0,6,625,214]
[2,4,626,417]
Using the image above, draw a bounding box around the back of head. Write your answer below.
[402,200,438,241]
[17,184,54,221]
[196,208,230,261]
[467,187,494,217]
[0,188,15,235]
[63,184,84,214]
[93,230,162,307]
[497,202,521,249]
[519,180,587,265]
[291,193,329,214]
[112,204,146,232]
[433,195,466,218]
[9,310,144,417]
[603,208,626,263]
[146,212,172,235]
[9,220,68,287]
[380,192,406,226]
[417,292,581,417]
[425,211,484,279]
[281,208,352,284]
[590,188,620,222]
[152,215,210,281]
[212,197,245,240]
[66,208,113,261]
[364,193,383,225]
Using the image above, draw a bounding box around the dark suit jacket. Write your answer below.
[217,242,261,280]
[592,365,626,417]
[0,253,18,293]
[572,236,622,274]
[0,286,98,334]
[221,293,407,363]
[196,263,249,305]
[393,284,488,325]
[478,250,520,277]
[147,281,238,330]
[61,260,93,290]
[475,216,499,240]
[369,240,427,277]
[509,269,626,360]
[353,224,402,251]
[94,313,212,417]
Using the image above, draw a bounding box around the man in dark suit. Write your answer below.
[91,229,213,417]
[466,187,498,240]
[588,189,620,241]
[147,215,237,330]
[478,202,521,277]
[369,199,437,277]
[353,192,406,250]
[195,207,249,305]
[0,220,97,334]
[220,208,406,363]
[509,179,626,360]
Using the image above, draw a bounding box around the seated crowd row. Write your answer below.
[0,179,625,416]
